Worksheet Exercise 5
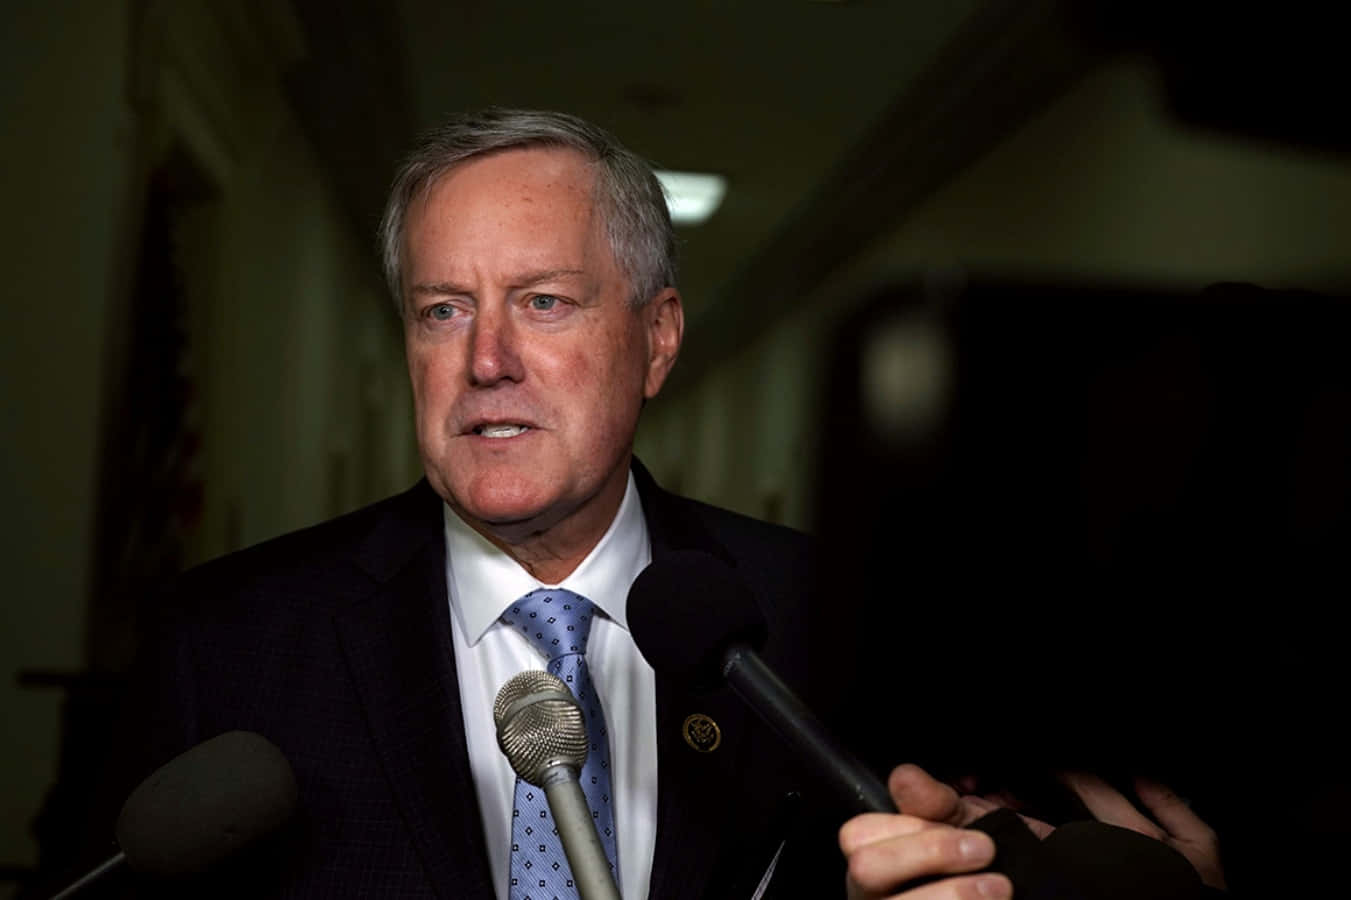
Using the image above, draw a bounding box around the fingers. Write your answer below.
[885,763,1045,837]
[1060,772,1227,890]
[839,813,930,855]
[841,817,1004,899]
[960,796,999,816]
[889,764,968,826]
[961,793,1055,840]
[1133,777,1217,845]
[872,873,1012,900]
[1060,772,1167,841]
[1134,777,1227,891]
[842,765,1027,898]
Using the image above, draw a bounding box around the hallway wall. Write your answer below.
[637,57,1351,530]
[0,1,413,880]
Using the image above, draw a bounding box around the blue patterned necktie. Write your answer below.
[500,589,619,900]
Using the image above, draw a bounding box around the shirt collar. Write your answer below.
[444,471,651,646]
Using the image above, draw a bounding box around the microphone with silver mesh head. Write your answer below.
[494,670,621,900]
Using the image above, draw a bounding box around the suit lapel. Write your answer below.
[649,677,766,900]
[635,462,780,900]
[333,482,496,899]
[325,470,797,899]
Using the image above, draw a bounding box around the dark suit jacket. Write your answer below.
[115,461,841,898]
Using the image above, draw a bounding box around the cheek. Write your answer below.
[406,352,460,433]
[594,320,650,386]
[582,341,647,434]
[406,358,434,415]
[408,342,460,390]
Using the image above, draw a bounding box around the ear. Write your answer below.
[642,288,684,399]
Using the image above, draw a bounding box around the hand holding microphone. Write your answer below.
[626,552,1223,900]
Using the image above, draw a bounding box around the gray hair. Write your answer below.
[379,108,678,311]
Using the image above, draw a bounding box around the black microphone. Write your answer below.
[494,670,621,900]
[628,554,1219,900]
[51,730,298,899]
[627,551,895,815]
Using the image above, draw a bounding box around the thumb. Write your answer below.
[888,764,967,825]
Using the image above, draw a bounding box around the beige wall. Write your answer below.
[0,0,411,880]
[638,57,1351,528]
[190,109,414,565]
[875,59,1351,288]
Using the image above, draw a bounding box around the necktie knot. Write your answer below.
[501,588,596,663]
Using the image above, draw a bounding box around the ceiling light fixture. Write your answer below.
[655,170,728,226]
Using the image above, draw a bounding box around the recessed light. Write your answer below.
[654,170,728,226]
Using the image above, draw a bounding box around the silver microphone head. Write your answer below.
[494,670,589,786]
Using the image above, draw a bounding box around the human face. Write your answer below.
[401,147,682,563]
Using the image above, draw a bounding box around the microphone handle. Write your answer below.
[721,644,895,815]
[49,851,127,900]
[540,766,621,900]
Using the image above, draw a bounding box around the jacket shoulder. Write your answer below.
[171,481,441,621]
[663,491,814,563]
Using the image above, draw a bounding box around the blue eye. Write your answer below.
[428,303,455,321]
[530,295,558,311]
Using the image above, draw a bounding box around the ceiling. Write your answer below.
[280,0,1347,380]
[277,0,1127,380]
[386,0,983,320]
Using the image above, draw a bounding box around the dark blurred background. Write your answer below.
[2,0,1347,896]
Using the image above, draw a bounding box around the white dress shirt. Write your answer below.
[443,472,658,900]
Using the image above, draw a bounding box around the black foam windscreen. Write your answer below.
[627,551,768,686]
[115,730,298,877]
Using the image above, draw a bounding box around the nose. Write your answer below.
[467,306,524,386]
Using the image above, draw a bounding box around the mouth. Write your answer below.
[471,423,532,439]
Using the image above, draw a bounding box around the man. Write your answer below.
[113,109,828,899]
[113,109,1223,899]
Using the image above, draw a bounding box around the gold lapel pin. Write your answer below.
[681,713,722,753]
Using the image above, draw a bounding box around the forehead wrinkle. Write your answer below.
[510,267,587,288]
[408,264,592,298]
[407,149,619,297]
[409,280,471,297]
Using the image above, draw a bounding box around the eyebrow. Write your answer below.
[409,268,587,297]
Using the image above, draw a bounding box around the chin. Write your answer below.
[442,471,562,533]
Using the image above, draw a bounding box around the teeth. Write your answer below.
[478,424,528,438]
